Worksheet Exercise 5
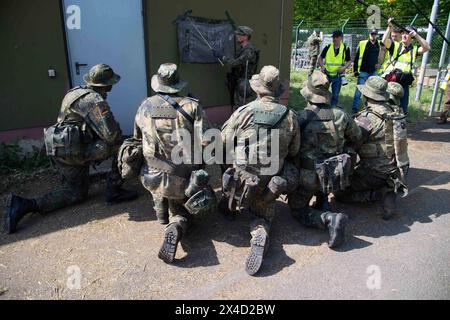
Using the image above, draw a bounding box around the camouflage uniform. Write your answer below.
[335,77,409,220]
[221,65,300,275]
[135,63,211,263]
[288,71,362,248]
[437,66,450,124]
[307,31,322,75]
[4,64,137,234]
[224,26,260,108]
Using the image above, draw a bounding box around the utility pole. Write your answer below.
[429,12,450,115]
[415,0,439,101]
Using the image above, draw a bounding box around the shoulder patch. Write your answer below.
[95,101,110,116]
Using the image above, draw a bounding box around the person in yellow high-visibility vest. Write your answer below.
[351,28,382,113]
[318,30,351,107]
[437,65,450,124]
[378,26,402,75]
[382,18,430,114]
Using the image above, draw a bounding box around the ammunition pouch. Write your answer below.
[118,137,143,180]
[314,154,352,194]
[44,123,84,158]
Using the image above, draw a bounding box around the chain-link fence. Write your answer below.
[291,16,449,75]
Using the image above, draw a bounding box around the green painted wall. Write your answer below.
[145,0,294,106]
[0,0,69,131]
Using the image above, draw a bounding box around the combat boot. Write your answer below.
[105,186,138,204]
[245,228,269,276]
[3,194,38,234]
[323,212,348,249]
[158,223,182,264]
[155,211,169,225]
[381,191,396,220]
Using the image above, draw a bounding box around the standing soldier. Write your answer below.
[214,26,260,108]
[134,63,215,264]
[335,76,409,220]
[288,71,362,249]
[307,30,322,75]
[4,64,138,234]
[221,65,300,275]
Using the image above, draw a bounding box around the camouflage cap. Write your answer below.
[357,76,389,102]
[83,64,121,87]
[151,63,187,94]
[387,81,404,106]
[300,70,331,105]
[235,26,253,36]
[249,65,284,97]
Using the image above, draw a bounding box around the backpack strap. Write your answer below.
[158,94,195,124]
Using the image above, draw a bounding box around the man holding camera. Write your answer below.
[382,18,429,114]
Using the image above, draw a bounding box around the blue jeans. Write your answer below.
[352,71,378,112]
[400,84,409,114]
[328,75,342,107]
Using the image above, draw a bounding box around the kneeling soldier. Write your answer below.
[288,71,362,248]
[335,76,409,220]
[221,65,300,275]
[134,63,215,263]
[4,64,138,234]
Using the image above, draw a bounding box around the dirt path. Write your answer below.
[0,119,449,300]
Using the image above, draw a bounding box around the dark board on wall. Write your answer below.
[176,15,235,64]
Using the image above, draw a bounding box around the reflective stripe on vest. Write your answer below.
[357,39,381,73]
[381,41,400,73]
[325,43,345,76]
[385,43,417,74]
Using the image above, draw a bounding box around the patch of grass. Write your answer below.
[288,69,432,123]
[0,141,51,174]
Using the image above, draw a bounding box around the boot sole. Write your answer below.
[158,225,180,264]
[245,232,267,276]
[328,215,347,249]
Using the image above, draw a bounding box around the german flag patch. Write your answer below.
[96,101,110,116]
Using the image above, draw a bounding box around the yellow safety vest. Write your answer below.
[440,72,450,90]
[325,43,346,76]
[385,43,417,74]
[381,41,400,74]
[357,39,381,73]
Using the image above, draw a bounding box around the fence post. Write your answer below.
[429,12,450,115]
[415,0,439,101]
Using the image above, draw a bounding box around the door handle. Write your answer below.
[75,62,88,75]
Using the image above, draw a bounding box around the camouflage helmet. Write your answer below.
[235,26,253,36]
[300,70,331,104]
[83,64,121,87]
[249,65,285,97]
[357,76,389,102]
[387,82,404,106]
[151,63,187,94]
[184,186,217,218]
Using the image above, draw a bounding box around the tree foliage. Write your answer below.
[294,0,450,26]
